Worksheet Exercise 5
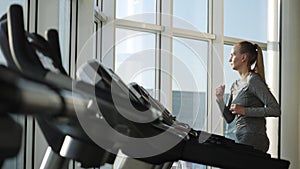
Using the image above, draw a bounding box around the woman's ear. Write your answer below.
[241,54,248,63]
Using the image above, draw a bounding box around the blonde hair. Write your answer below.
[237,41,265,82]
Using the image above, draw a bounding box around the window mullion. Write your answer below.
[101,0,116,69]
[160,0,173,110]
[115,19,164,33]
[173,28,215,41]
[224,36,267,50]
[211,0,224,135]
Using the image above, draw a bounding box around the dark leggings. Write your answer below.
[236,132,270,153]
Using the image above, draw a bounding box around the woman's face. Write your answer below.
[229,45,244,70]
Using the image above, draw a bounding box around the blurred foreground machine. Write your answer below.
[0,4,290,169]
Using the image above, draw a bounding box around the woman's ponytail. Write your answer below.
[253,44,265,82]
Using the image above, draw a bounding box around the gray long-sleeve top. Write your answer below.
[217,72,281,135]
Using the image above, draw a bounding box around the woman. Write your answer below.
[215,41,281,152]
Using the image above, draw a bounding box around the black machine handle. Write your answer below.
[7,5,47,78]
[46,29,68,76]
[0,14,19,70]
[0,66,65,116]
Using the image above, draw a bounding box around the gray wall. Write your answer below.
[281,0,300,168]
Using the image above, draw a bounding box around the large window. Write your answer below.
[115,28,156,92]
[173,0,208,32]
[224,0,268,42]
[116,0,157,24]
[171,36,208,169]
[114,1,211,130]
[172,37,208,130]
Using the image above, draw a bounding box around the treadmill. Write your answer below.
[1,5,116,169]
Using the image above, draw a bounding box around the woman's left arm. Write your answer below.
[244,75,281,117]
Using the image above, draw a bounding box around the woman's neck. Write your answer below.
[238,68,250,79]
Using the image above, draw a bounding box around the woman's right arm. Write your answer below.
[216,85,235,123]
[216,94,235,123]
